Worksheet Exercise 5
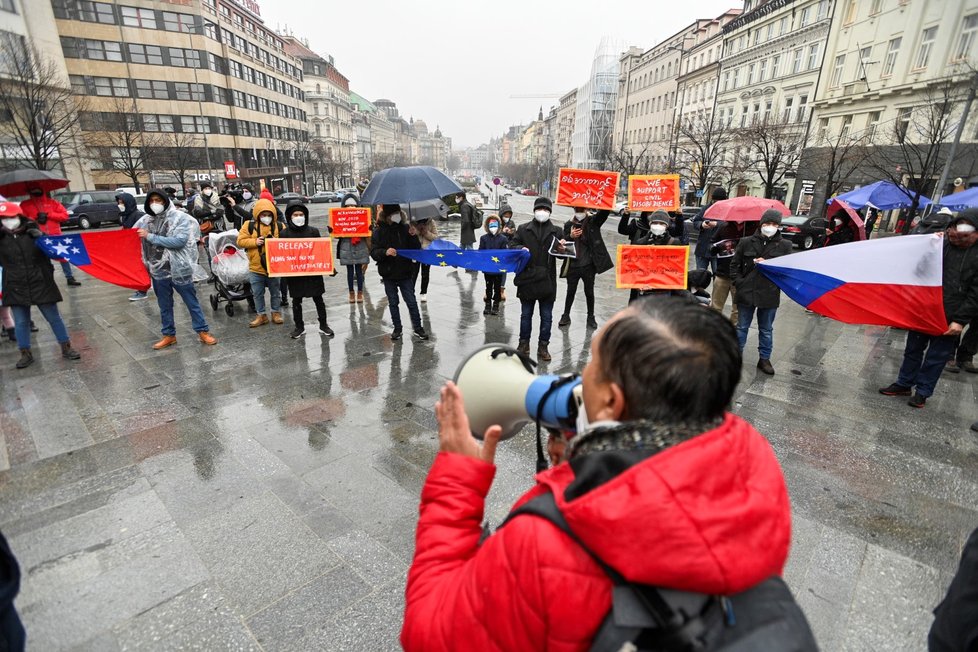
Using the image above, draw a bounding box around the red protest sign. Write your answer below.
[555,168,620,210]
[616,245,689,290]
[328,207,372,238]
[265,238,334,277]
[628,175,680,212]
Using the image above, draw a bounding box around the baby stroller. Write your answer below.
[207,229,253,316]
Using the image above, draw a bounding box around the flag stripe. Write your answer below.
[809,283,947,335]
[757,267,845,307]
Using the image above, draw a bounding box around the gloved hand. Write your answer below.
[27,228,43,238]
[37,212,48,224]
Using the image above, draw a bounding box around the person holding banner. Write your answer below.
[511,197,564,361]
[371,204,428,341]
[19,186,79,287]
[281,203,334,339]
[336,194,370,304]
[238,198,284,328]
[629,211,683,302]
[478,215,509,315]
[498,204,517,301]
[558,207,613,329]
[412,218,438,303]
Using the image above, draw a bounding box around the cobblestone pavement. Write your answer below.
[0,208,975,650]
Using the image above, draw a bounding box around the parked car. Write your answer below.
[613,201,628,216]
[56,190,121,229]
[522,188,538,196]
[274,192,306,205]
[781,215,829,250]
[309,191,338,203]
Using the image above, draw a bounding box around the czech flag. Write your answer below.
[35,230,151,292]
[397,239,530,274]
[758,234,947,335]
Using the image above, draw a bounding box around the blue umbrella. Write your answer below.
[827,180,931,210]
[360,166,463,205]
[937,186,978,211]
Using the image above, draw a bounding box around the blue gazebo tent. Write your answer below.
[829,180,932,210]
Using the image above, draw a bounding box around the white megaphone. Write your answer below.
[453,344,584,441]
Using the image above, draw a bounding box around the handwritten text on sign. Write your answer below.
[615,245,689,290]
[265,238,334,277]
[329,207,372,238]
[555,168,620,211]
[628,175,680,212]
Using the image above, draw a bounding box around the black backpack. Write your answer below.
[505,493,818,652]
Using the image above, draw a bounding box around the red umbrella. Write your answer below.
[826,198,866,241]
[0,169,69,197]
[703,196,791,223]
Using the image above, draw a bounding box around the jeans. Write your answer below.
[736,305,777,360]
[292,295,327,329]
[695,254,717,275]
[896,330,957,397]
[563,264,596,316]
[484,274,502,302]
[152,277,209,336]
[11,303,70,348]
[413,262,430,294]
[520,298,554,343]
[249,272,281,314]
[60,260,75,281]
[346,264,364,292]
[710,276,739,324]
[383,277,421,330]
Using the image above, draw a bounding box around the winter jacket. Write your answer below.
[0,219,62,306]
[562,210,613,273]
[370,221,420,281]
[942,239,978,326]
[618,211,650,244]
[0,530,25,652]
[231,199,256,230]
[280,204,325,299]
[192,192,221,221]
[510,219,563,302]
[929,526,978,652]
[498,204,517,240]
[730,232,793,309]
[710,222,747,279]
[19,195,69,237]
[459,200,479,247]
[479,230,510,279]
[237,199,283,276]
[415,219,438,250]
[116,192,144,229]
[337,237,370,266]
[401,413,792,652]
[693,204,721,259]
[133,191,201,284]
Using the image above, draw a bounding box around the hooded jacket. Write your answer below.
[730,229,793,309]
[133,190,201,283]
[478,216,510,258]
[0,216,62,306]
[510,218,563,301]
[116,192,144,229]
[280,203,326,299]
[498,204,517,240]
[19,194,69,237]
[237,198,282,275]
[942,212,978,326]
[401,413,792,651]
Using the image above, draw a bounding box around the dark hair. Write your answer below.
[596,296,740,422]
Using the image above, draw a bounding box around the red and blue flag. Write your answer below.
[35,230,150,292]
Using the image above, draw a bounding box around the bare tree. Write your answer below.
[609,139,656,178]
[0,32,85,172]
[675,112,736,204]
[869,75,966,233]
[151,131,204,195]
[740,116,806,200]
[280,133,314,195]
[84,98,159,192]
[801,124,875,217]
[713,144,752,197]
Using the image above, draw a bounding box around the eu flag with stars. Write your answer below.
[35,230,151,292]
[397,239,529,274]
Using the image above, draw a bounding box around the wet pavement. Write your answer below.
[0,201,976,650]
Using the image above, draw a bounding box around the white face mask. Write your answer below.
[534,210,550,222]
[291,215,306,227]
[242,191,252,200]
[956,223,976,233]
[344,200,357,207]
[149,202,165,215]
[761,225,778,238]
[573,212,586,220]
[390,214,402,224]
[488,225,499,234]
[1,217,20,230]
[260,215,273,225]
[203,189,212,197]
[118,204,126,213]
[650,224,667,236]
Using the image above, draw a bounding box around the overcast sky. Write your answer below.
[259,0,740,149]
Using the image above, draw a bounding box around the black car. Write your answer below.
[781,215,829,250]
[274,192,306,205]
[56,190,121,229]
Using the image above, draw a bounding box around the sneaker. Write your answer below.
[420,293,427,303]
[290,326,305,339]
[129,291,148,301]
[757,358,775,375]
[879,383,912,396]
[413,327,429,341]
[319,323,335,337]
[558,314,571,327]
[66,278,81,287]
[391,328,402,341]
[908,393,926,408]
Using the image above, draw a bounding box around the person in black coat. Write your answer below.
[0,203,81,369]
[511,196,564,361]
[730,209,793,376]
[370,204,428,341]
[619,210,652,304]
[692,187,728,272]
[479,215,509,315]
[455,192,478,251]
[498,203,517,301]
[557,206,613,330]
[0,530,24,652]
[630,211,682,303]
[281,203,333,339]
[929,525,978,652]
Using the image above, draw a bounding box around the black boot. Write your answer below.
[15,348,33,369]
[483,300,491,315]
[67,277,81,287]
[60,340,81,360]
[490,301,499,315]
[558,314,571,327]
[3,327,13,341]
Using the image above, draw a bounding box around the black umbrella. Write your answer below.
[360,166,463,205]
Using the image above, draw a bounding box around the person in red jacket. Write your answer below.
[19,186,79,286]
[402,297,797,651]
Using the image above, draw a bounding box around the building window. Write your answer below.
[746,63,755,85]
[817,0,829,20]
[93,77,129,97]
[882,37,901,76]
[757,58,767,82]
[162,11,196,33]
[779,16,788,34]
[808,44,820,70]
[870,0,884,14]
[169,48,201,68]
[173,82,204,101]
[818,118,829,141]
[764,101,772,122]
[791,48,803,74]
[896,107,912,142]
[844,0,858,24]
[53,1,116,23]
[69,74,87,95]
[782,97,793,122]
[914,26,937,69]
[800,6,811,26]
[831,54,846,87]
[134,79,167,99]
[722,70,730,92]
[120,6,156,28]
[867,110,881,139]
[158,115,174,133]
[797,95,809,122]
[956,14,978,61]
[740,105,749,127]
[180,116,208,133]
[840,115,853,140]
[80,39,124,62]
